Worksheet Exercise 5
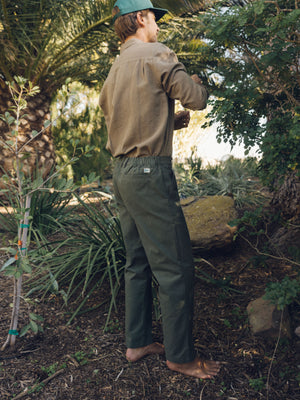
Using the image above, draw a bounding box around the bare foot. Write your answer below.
[126,342,165,362]
[166,357,221,379]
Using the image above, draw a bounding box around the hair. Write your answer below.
[112,6,149,43]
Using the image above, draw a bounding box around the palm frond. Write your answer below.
[154,0,208,14]
[0,0,116,92]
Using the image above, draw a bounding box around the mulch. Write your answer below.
[0,232,299,400]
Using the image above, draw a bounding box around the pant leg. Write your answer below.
[113,168,153,348]
[114,157,196,363]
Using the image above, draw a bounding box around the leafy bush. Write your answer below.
[0,77,99,348]
[52,82,111,183]
[0,175,77,236]
[30,177,77,234]
[199,0,299,186]
[26,193,125,328]
[264,277,300,310]
[176,156,264,208]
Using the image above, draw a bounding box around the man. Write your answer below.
[99,0,221,379]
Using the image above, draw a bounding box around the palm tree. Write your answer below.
[0,0,117,179]
[0,0,244,180]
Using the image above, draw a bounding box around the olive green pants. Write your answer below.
[113,156,196,363]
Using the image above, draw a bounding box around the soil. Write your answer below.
[0,213,299,399]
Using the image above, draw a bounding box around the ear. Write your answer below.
[136,11,146,27]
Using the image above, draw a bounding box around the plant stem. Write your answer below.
[240,234,300,267]
[266,310,284,400]
[1,195,31,350]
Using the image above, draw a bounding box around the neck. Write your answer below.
[125,29,148,43]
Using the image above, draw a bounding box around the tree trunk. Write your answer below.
[270,171,300,221]
[0,84,56,187]
[270,171,300,255]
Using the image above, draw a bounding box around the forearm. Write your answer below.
[167,70,209,111]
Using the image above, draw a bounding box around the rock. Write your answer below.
[247,296,291,338]
[181,196,238,252]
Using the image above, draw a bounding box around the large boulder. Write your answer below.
[181,195,238,252]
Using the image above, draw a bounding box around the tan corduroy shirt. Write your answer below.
[99,38,208,158]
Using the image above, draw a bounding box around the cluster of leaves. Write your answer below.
[175,155,264,208]
[231,205,300,308]
[162,0,299,186]
[264,277,300,310]
[0,76,100,347]
[0,175,77,236]
[26,193,125,329]
[52,82,111,183]
[0,0,117,93]
[205,0,299,185]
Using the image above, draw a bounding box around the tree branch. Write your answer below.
[13,369,65,400]
[240,234,300,267]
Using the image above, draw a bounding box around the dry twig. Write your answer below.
[13,368,64,399]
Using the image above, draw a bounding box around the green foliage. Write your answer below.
[233,206,267,236]
[166,0,299,186]
[20,313,44,337]
[52,83,111,182]
[26,194,125,329]
[0,195,19,234]
[41,362,67,376]
[0,175,77,236]
[104,318,122,333]
[30,176,76,235]
[264,277,300,310]
[73,351,89,366]
[0,77,98,349]
[0,0,116,91]
[176,155,264,208]
[185,147,203,180]
[249,377,265,391]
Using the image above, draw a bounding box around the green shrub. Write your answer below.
[52,82,111,182]
[26,193,125,328]
[264,277,300,310]
[175,156,264,208]
[0,175,77,236]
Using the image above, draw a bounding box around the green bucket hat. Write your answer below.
[112,0,168,23]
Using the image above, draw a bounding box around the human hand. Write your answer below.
[174,110,190,130]
[191,74,203,85]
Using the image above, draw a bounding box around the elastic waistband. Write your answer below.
[115,156,172,168]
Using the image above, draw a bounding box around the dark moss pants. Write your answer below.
[113,156,196,363]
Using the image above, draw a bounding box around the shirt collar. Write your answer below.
[120,38,144,54]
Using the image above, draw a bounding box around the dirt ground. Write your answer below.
[0,230,299,400]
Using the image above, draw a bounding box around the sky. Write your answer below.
[173,107,260,166]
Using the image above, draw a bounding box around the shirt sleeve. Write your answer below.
[155,45,208,111]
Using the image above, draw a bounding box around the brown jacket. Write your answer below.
[99,38,208,158]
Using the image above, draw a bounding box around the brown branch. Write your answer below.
[13,369,65,400]
[267,73,300,108]
[242,44,265,79]
[240,234,300,267]
[266,311,284,400]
